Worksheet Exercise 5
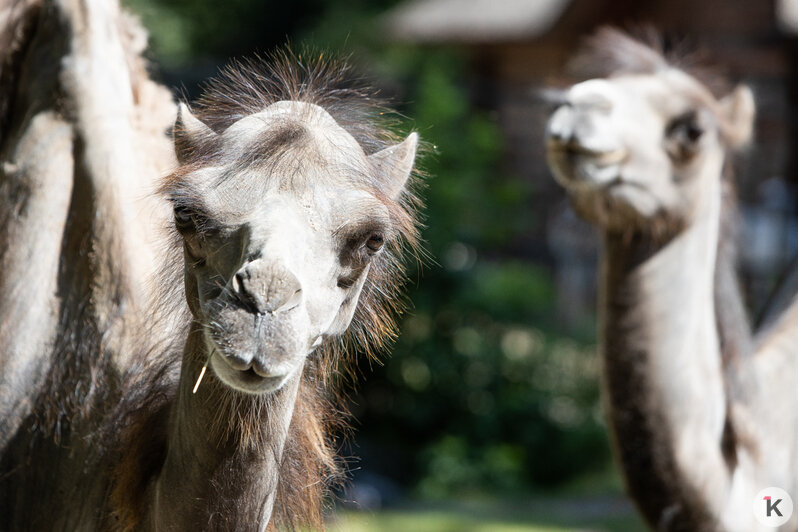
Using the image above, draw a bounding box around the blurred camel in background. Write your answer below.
[0,0,421,529]
[546,28,798,531]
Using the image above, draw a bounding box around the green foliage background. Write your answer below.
[126,0,612,497]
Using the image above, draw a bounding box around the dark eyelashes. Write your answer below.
[666,111,703,142]
[337,220,391,244]
[173,205,195,232]
[173,205,221,235]
[340,230,387,256]
[335,229,388,288]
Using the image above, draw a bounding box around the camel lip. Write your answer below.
[209,352,291,395]
[546,139,627,166]
[549,153,623,190]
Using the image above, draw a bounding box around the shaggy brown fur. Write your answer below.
[112,51,423,531]
[0,0,40,144]
[0,2,423,529]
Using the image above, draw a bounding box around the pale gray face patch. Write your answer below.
[171,101,418,394]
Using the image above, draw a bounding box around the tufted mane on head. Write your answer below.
[570,26,734,100]
[176,49,403,161]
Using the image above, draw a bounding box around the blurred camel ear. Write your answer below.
[719,85,755,149]
[174,103,218,164]
[368,132,418,199]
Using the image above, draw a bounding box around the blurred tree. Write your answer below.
[126,0,324,67]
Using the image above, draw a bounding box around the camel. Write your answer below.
[545,28,798,531]
[0,0,422,530]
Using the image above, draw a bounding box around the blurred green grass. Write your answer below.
[326,496,645,532]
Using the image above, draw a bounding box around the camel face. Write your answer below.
[170,101,417,394]
[546,71,753,233]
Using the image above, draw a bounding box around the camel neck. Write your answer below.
[151,323,300,531]
[598,175,732,527]
[602,197,720,367]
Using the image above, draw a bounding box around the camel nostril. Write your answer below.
[232,270,261,313]
[547,106,575,143]
[232,260,301,315]
[275,289,302,313]
[233,271,244,292]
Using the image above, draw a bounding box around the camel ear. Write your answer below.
[368,132,418,199]
[174,103,218,164]
[719,85,755,149]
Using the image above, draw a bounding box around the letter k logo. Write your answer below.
[764,495,783,517]
[755,488,792,526]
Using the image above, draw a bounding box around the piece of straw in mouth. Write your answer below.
[192,353,212,394]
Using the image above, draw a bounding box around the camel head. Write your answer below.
[546,28,754,234]
[166,99,417,395]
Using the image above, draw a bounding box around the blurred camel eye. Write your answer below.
[685,123,703,142]
[366,233,384,252]
[666,112,706,161]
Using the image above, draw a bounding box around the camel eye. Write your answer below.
[174,206,195,233]
[366,233,384,252]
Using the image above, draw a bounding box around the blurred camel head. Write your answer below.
[546,28,754,235]
[166,83,418,395]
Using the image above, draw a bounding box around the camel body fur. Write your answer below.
[546,28,798,531]
[0,1,421,530]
